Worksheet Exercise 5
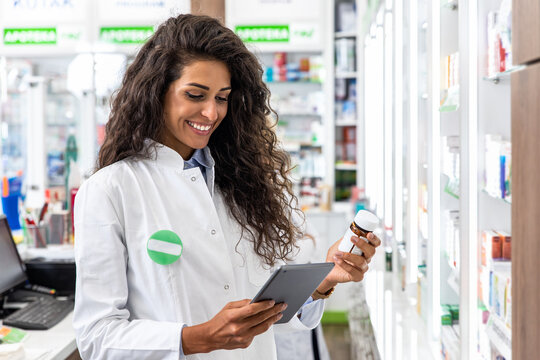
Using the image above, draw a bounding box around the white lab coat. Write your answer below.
[73,141,325,360]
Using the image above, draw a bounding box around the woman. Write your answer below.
[73,14,380,359]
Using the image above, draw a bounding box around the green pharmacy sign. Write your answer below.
[3,28,57,45]
[100,26,154,44]
[235,25,289,43]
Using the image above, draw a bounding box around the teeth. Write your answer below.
[187,121,211,131]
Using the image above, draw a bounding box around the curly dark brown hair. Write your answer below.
[98,14,303,266]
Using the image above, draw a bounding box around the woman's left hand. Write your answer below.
[316,233,381,294]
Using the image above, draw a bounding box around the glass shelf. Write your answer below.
[444,185,460,199]
[443,175,460,199]
[486,312,512,360]
[282,142,322,152]
[335,163,357,171]
[482,65,525,84]
[441,326,460,360]
[481,189,511,204]
[335,72,357,79]
[440,104,459,112]
[334,31,357,39]
[335,120,357,126]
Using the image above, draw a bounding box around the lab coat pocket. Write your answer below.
[246,252,272,288]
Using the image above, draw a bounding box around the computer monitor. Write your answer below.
[0,215,27,296]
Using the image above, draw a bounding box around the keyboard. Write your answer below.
[3,296,74,330]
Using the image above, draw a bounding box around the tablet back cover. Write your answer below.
[251,262,334,323]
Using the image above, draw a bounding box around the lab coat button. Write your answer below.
[211,229,216,235]
[191,176,196,182]
[224,284,229,290]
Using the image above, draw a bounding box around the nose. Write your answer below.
[201,100,218,121]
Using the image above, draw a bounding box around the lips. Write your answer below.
[186,120,212,132]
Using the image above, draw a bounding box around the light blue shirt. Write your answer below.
[183,148,211,182]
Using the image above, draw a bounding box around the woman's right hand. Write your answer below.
[181,299,287,355]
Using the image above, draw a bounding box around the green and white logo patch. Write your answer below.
[147,230,183,265]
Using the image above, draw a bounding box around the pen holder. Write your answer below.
[27,224,49,248]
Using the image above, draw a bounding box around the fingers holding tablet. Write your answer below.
[182,299,288,353]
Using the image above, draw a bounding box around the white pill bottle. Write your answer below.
[338,210,379,254]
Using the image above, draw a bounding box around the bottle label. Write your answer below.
[338,222,370,254]
[338,228,359,253]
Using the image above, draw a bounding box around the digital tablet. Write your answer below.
[250,262,335,324]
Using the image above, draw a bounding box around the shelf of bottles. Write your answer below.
[260,51,327,210]
[334,0,358,202]
[477,1,512,358]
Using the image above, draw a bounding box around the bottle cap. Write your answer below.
[353,210,379,232]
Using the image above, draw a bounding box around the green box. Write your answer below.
[449,305,460,322]
[441,305,452,325]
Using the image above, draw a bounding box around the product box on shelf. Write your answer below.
[498,230,511,260]
[484,135,511,201]
[335,38,355,73]
[481,230,502,266]
[336,2,356,32]
[481,230,512,267]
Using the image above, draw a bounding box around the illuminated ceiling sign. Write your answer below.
[235,23,319,45]
[235,25,289,42]
[99,26,154,44]
[3,28,57,45]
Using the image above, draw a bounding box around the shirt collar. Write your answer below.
[144,139,215,171]
[184,147,213,170]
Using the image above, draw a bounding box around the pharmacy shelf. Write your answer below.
[444,184,460,200]
[482,65,525,84]
[486,313,512,360]
[334,31,357,39]
[360,0,514,359]
[331,0,364,204]
[235,4,333,207]
[282,142,322,152]
[335,163,357,171]
[335,72,358,79]
[481,189,511,205]
[335,120,357,127]
[477,1,513,359]
[439,105,459,113]
[441,325,460,360]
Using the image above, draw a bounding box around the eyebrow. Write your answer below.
[186,82,231,91]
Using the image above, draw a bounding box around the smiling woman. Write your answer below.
[73,13,380,360]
